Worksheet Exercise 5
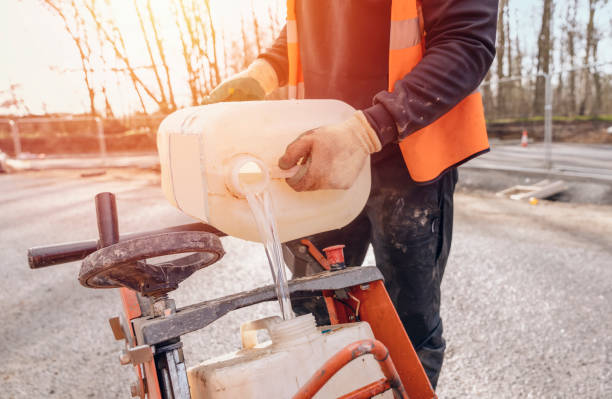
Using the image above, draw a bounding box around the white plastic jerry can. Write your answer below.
[187,314,392,399]
[157,100,371,243]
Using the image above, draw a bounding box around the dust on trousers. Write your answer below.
[283,146,457,389]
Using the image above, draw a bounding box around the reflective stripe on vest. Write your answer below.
[286,0,490,183]
[286,2,304,99]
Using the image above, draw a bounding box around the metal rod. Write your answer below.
[95,117,107,159]
[95,192,120,247]
[543,73,553,170]
[9,120,21,157]
[28,222,225,269]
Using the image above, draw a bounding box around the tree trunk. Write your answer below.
[533,0,553,115]
[566,0,578,115]
[505,2,512,77]
[591,34,602,116]
[482,71,494,119]
[496,0,506,116]
[579,0,600,116]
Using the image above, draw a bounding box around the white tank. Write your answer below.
[157,100,371,243]
[187,314,393,398]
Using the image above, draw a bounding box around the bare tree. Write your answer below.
[533,0,554,113]
[481,71,494,119]
[84,0,170,114]
[496,0,507,115]
[171,0,200,105]
[504,2,512,77]
[579,0,608,116]
[240,16,255,70]
[133,0,169,112]
[93,14,115,118]
[0,83,31,115]
[146,0,176,110]
[203,0,222,86]
[267,3,284,38]
[251,1,263,55]
[43,0,97,115]
[564,0,579,115]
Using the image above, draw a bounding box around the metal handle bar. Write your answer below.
[27,223,225,269]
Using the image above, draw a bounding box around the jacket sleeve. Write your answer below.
[258,25,289,87]
[363,0,498,147]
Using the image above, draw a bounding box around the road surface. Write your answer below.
[467,142,612,181]
[1,170,611,398]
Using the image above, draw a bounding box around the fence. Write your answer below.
[1,63,611,180]
[0,115,164,159]
[482,63,612,120]
[478,63,612,179]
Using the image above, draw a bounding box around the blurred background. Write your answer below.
[0,0,610,161]
[1,1,611,398]
[1,0,286,157]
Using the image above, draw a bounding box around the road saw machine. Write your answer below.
[27,100,436,399]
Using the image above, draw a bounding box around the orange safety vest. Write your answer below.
[286,0,490,183]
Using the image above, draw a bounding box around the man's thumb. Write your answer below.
[278,136,313,170]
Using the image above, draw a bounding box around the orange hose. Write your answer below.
[293,339,408,399]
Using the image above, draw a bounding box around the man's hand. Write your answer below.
[278,111,382,191]
[206,59,278,104]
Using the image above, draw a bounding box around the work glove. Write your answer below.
[278,111,382,191]
[205,59,279,103]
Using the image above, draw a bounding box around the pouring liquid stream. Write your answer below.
[242,167,294,320]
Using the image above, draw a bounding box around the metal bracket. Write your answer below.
[133,266,384,345]
[109,317,126,341]
[120,345,155,366]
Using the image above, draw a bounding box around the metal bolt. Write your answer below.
[152,295,176,317]
[119,350,131,365]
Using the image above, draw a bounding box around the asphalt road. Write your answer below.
[1,169,611,398]
[467,143,612,181]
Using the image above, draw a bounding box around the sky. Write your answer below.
[0,0,610,116]
[0,0,283,116]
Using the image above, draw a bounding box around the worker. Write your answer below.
[207,0,498,389]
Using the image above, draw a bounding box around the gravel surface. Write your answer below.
[1,169,611,398]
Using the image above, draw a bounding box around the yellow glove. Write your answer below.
[278,111,382,191]
[206,59,279,103]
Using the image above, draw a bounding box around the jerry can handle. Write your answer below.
[240,316,282,349]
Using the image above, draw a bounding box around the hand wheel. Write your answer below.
[79,231,224,297]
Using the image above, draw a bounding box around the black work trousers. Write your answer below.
[283,147,457,389]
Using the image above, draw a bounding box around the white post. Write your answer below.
[543,73,553,170]
[9,120,21,158]
[95,117,107,158]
